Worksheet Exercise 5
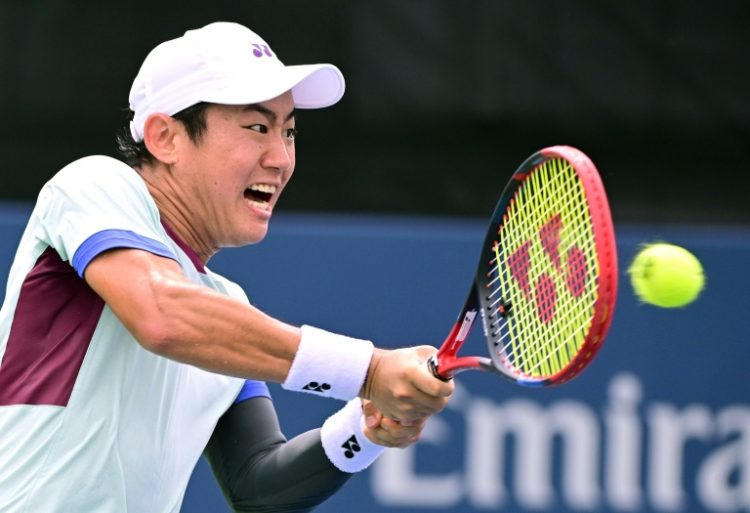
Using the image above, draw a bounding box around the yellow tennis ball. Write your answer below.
[628,243,705,308]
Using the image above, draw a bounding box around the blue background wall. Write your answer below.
[3,204,747,513]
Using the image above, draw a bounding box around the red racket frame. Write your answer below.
[429,146,618,386]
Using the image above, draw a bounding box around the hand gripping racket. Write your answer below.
[428,146,617,386]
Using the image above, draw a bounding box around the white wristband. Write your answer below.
[321,398,385,473]
[282,325,374,401]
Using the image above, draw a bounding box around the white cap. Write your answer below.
[128,22,345,142]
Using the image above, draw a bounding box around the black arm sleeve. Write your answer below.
[204,397,353,513]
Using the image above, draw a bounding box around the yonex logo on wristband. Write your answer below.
[302,381,331,393]
[342,435,361,459]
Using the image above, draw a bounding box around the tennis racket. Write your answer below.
[428,145,617,386]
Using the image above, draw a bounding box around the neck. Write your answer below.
[137,164,218,264]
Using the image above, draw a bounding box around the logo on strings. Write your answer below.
[507,213,588,323]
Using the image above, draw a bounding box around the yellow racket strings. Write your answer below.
[490,159,599,378]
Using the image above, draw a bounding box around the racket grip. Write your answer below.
[427,355,452,382]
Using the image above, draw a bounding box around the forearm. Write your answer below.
[149,284,376,400]
[141,281,444,419]
[138,277,300,382]
[85,248,451,418]
[85,249,372,391]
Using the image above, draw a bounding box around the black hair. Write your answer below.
[115,102,211,168]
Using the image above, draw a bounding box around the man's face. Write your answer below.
[176,92,297,249]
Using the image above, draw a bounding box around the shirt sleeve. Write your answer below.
[234,380,271,403]
[71,229,175,278]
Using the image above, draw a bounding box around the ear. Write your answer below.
[142,113,182,165]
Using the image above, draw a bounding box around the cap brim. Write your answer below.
[201,63,345,110]
[289,64,345,108]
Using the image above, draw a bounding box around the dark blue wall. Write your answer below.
[1,205,748,513]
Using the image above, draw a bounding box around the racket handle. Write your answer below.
[427,355,452,382]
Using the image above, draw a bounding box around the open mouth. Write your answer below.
[244,184,277,211]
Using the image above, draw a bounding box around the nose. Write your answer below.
[262,132,293,172]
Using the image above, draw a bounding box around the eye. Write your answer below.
[244,124,268,134]
[286,128,298,140]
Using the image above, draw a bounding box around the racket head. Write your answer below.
[476,145,618,386]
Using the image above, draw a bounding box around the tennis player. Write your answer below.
[0,22,453,513]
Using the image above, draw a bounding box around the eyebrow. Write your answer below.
[242,104,296,123]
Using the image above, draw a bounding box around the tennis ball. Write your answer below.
[628,243,705,308]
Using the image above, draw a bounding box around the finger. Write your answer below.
[372,416,425,437]
[411,352,456,397]
[361,400,383,429]
[364,425,402,447]
[365,425,420,448]
[381,416,426,432]
[377,421,426,452]
[397,388,452,420]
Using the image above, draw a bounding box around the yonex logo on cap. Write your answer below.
[251,44,273,58]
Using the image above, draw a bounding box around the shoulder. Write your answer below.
[32,156,164,259]
[37,155,156,218]
[46,155,145,194]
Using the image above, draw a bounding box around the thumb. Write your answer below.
[414,345,439,362]
[362,399,382,429]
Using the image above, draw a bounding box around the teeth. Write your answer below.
[249,200,270,211]
[249,184,277,194]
